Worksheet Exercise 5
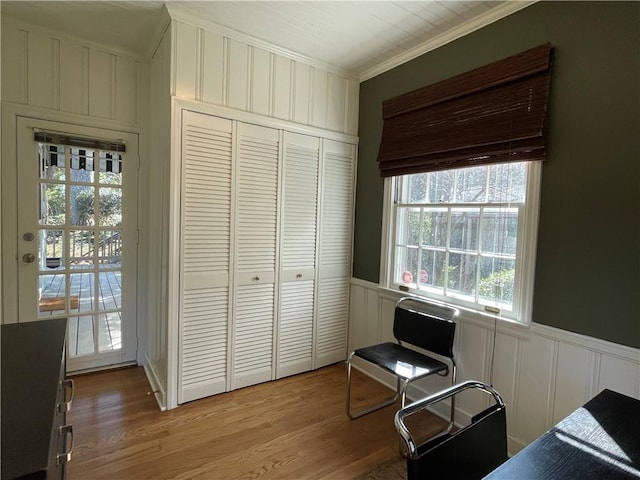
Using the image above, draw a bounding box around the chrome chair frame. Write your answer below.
[394,381,508,480]
[346,297,459,424]
[395,380,505,458]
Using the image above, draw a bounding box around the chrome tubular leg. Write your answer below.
[449,364,457,429]
[346,353,355,418]
[400,379,410,408]
[347,354,402,419]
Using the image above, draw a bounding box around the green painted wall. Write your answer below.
[354,1,640,348]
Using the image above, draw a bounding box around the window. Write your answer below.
[384,161,541,324]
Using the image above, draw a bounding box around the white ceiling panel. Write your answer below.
[1,1,530,79]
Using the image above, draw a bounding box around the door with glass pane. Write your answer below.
[17,118,138,372]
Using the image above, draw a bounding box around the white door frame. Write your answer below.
[2,104,142,370]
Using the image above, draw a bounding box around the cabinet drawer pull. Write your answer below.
[296,273,303,279]
[58,379,74,413]
[57,424,74,465]
[253,275,260,281]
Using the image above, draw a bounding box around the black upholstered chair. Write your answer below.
[395,381,508,480]
[346,296,459,422]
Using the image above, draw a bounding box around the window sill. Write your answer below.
[376,285,532,340]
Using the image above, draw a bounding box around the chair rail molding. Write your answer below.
[348,277,640,455]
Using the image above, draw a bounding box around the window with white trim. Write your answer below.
[385,161,541,324]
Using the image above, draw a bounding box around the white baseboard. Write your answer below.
[143,353,167,411]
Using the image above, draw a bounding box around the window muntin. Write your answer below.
[390,162,533,321]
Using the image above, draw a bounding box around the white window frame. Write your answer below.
[380,161,542,325]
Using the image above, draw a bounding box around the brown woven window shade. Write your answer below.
[377,43,553,177]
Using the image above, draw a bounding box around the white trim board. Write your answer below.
[143,353,167,412]
[172,97,358,145]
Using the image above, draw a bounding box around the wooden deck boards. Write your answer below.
[39,271,122,356]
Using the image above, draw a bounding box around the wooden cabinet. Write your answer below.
[177,110,356,403]
[1,319,72,480]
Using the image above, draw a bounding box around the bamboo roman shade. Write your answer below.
[377,44,553,177]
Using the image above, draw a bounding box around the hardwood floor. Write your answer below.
[67,363,445,479]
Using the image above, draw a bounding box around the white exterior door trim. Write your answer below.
[2,106,140,371]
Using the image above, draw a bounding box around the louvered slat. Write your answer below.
[278,280,314,378]
[276,132,319,379]
[179,112,232,403]
[233,123,279,389]
[233,283,274,389]
[281,137,319,270]
[316,140,354,368]
[315,278,349,368]
[319,147,354,269]
[236,124,279,273]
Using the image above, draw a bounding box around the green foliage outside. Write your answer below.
[73,188,122,226]
[478,269,514,303]
[45,185,65,225]
[46,185,122,226]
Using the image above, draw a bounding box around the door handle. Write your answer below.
[22,253,36,263]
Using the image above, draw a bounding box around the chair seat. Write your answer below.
[354,342,448,380]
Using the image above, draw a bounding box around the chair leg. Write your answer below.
[448,364,457,430]
[399,369,457,455]
[398,379,411,456]
[346,353,402,419]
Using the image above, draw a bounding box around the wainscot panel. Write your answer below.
[349,278,640,455]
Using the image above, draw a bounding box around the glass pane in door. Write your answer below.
[36,142,125,361]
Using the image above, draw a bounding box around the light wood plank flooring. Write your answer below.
[68,364,446,479]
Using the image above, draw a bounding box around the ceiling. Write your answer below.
[1,1,531,80]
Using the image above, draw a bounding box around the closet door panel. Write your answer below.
[233,283,275,389]
[235,123,279,276]
[232,122,279,389]
[316,277,350,366]
[277,132,319,378]
[179,111,232,403]
[278,280,314,378]
[316,139,355,368]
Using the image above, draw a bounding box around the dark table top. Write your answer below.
[1,319,67,480]
[485,389,640,479]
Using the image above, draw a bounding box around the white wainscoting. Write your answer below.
[349,278,640,454]
[1,18,148,126]
[170,18,359,136]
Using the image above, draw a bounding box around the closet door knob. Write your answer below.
[253,275,260,281]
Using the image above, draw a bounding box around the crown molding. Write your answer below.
[358,1,538,82]
[164,3,357,80]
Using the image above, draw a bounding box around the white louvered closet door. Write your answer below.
[277,132,320,379]
[232,122,280,389]
[316,140,355,368]
[179,111,233,403]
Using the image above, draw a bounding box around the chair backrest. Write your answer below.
[393,297,458,359]
[407,404,508,480]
